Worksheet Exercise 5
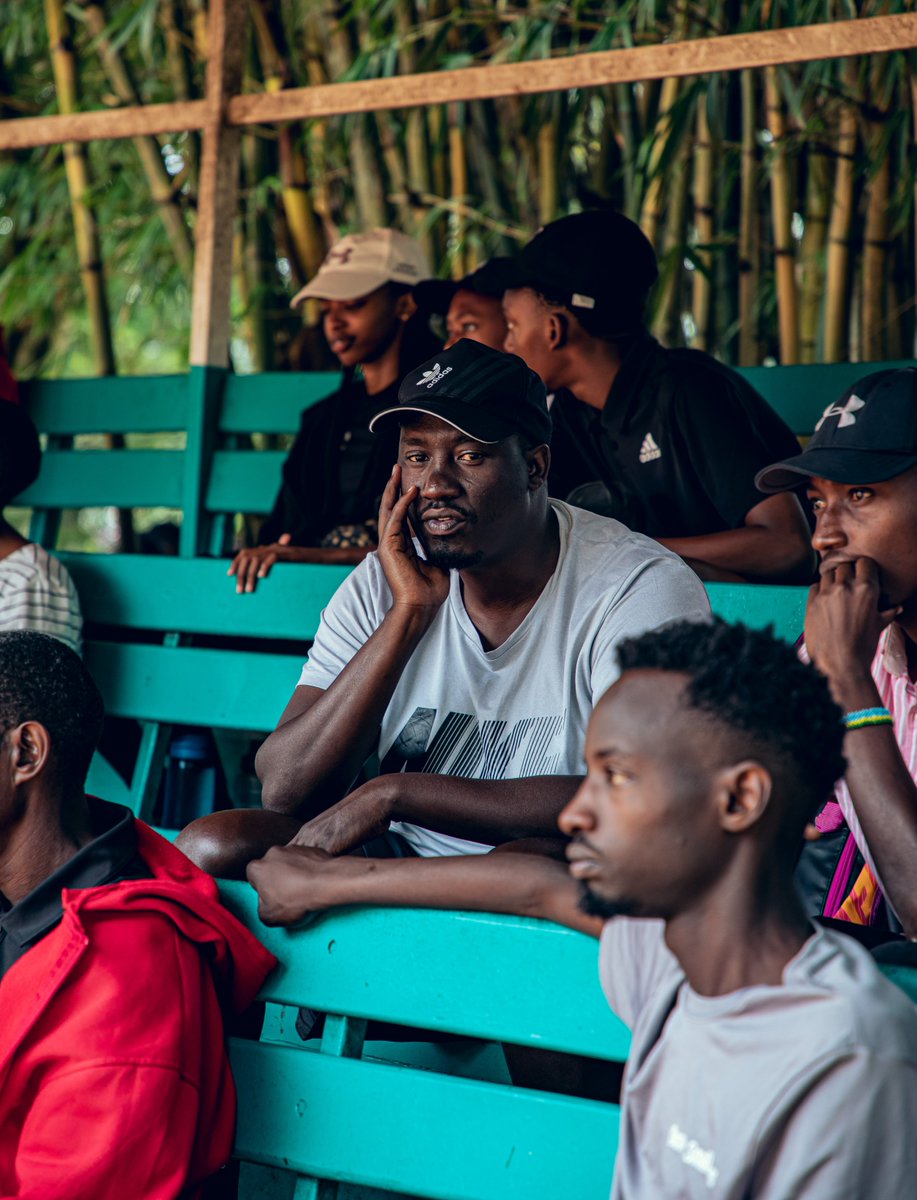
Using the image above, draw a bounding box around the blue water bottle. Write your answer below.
[161,731,217,827]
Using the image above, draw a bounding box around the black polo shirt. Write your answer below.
[0,798,149,982]
[550,335,802,538]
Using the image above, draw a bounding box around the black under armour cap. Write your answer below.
[756,368,917,493]
[503,210,659,333]
[412,258,514,316]
[369,339,551,446]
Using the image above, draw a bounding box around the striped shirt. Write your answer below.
[0,543,82,655]
[807,625,917,889]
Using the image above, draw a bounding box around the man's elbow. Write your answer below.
[255,741,300,813]
[747,525,816,584]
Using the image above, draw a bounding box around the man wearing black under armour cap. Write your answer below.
[756,368,917,938]
[502,210,813,583]
[414,258,513,353]
[178,339,709,874]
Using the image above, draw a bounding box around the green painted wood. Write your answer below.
[85,750,132,810]
[84,642,302,730]
[219,883,630,1059]
[705,582,807,643]
[59,553,348,639]
[15,450,185,509]
[737,360,915,436]
[220,372,339,434]
[19,375,190,434]
[182,365,226,557]
[131,720,174,821]
[230,1039,619,1200]
[206,449,287,514]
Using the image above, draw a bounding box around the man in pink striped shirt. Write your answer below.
[757,367,917,937]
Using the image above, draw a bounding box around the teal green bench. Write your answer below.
[218,879,629,1200]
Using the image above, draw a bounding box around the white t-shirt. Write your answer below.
[600,918,917,1198]
[298,502,710,856]
[0,543,82,655]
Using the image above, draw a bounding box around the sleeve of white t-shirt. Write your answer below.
[589,555,711,703]
[297,554,392,691]
[749,1050,917,1198]
[598,917,681,1029]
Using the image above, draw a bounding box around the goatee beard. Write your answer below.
[578,881,640,920]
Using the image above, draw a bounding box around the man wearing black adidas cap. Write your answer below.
[502,211,813,583]
[178,339,708,872]
[757,367,917,936]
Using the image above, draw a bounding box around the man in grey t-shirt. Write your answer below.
[179,340,708,875]
[251,618,917,1198]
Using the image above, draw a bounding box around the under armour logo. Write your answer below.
[327,247,353,265]
[417,362,452,389]
[815,395,865,431]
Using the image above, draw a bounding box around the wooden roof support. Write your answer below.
[189,0,246,369]
[1,13,916,153]
[229,13,917,124]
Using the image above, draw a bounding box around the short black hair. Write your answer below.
[0,631,104,786]
[616,618,846,823]
[532,286,648,345]
[0,402,41,508]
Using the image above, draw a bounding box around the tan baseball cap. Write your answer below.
[291,229,431,307]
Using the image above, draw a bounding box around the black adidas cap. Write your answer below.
[412,258,514,316]
[502,210,659,333]
[756,368,917,493]
[369,339,551,446]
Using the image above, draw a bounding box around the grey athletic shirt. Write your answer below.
[299,501,710,856]
[600,919,917,1198]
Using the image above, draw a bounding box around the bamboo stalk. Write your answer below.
[862,98,893,359]
[764,64,799,363]
[79,1,193,278]
[160,0,198,184]
[737,68,760,365]
[691,90,715,350]
[824,60,858,362]
[448,101,468,277]
[639,71,684,247]
[44,0,116,376]
[799,144,830,363]
[651,138,691,346]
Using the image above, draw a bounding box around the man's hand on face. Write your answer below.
[246,844,335,926]
[378,465,451,614]
[287,777,394,857]
[806,556,902,682]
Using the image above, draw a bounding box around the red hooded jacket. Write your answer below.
[0,822,276,1199]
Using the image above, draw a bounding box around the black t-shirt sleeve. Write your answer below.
[663,366,802,530]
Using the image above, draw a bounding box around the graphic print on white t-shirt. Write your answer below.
[380,708,566,780]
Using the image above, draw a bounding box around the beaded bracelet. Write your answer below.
[843,706,893,731]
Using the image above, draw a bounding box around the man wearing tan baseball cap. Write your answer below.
[290,229,431,307]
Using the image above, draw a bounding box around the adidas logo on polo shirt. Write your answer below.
[639,432,662,463]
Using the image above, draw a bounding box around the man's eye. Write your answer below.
[851,489,873,502]
[461,321,479,333]
[605,768,630,786]
[458,452,483,463]
[807,496,825,511]
[403,453,427,464]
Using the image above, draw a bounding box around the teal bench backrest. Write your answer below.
[16,360,913,554]
[219,879,628,1200]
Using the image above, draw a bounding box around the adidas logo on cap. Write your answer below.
[639,432,662,464]
[417,362,453,389]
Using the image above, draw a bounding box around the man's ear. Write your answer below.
[525,444,551,491]
[546,310,569,350]
[714,760,773,834]
[396,293,417,322]
[9,722,51,785]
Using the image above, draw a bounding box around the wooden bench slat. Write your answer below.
[60,553,347,639]
[219,372,339,434]
[20,376,190,434]
[706,582,807,641]
[206,449,287,514]
[219,883,630,1058]
[84,642,301,729]
[230,1039,618,1200]
[16,450,185,509]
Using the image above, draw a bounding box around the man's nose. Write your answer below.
[557,780,594,837]
[419,458,462,497]
[811,506,847,553]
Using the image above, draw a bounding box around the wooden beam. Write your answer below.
[228,13,917,124]
[189,0,247,369]
[1,12,915,155]
[0,100,207,151]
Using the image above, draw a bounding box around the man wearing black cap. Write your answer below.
[414,258,511,353]
[756,368,917,937]
[177,340,709,872]
[502,210,813,583]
